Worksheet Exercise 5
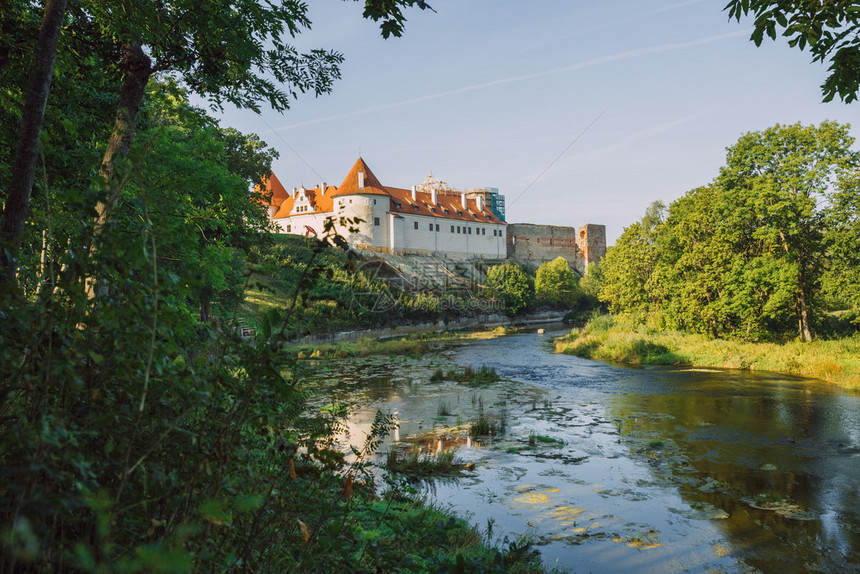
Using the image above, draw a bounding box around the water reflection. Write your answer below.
[306,329,860,573]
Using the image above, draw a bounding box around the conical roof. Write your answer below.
[332,158,390,196]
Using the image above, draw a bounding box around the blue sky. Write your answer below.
[209,0,858,245]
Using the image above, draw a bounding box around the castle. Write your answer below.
[261,158,605,273]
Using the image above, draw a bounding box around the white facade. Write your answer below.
[266,159,507,260]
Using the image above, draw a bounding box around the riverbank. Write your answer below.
[555,315,860,390]
[287,326,512,358]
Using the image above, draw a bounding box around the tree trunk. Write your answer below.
[0,0,67,284]
[797,263,813,342]
[85,41,151,299]
[94,41,152,230]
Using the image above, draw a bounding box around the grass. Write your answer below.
[437,398,453,417]
[469,411,507,438]
[528,433,563,446]
[556,315,860,390]
[288,330,511,360]
[385,445,461,478]
[433,365,502,386]
[356,496,548,573]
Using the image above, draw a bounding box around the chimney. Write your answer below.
[411,185,417,202]
[460,192,467,210]
[291,187,297,197]
[476,195,484,212]
[358,171,365,190]
[320,182,326,195]
[431,188,438,205]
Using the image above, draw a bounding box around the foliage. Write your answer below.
[385,446,461,478]
[534,256,581,308]
[823,168,860,310]
[485,263,534,315]
[725,0,860,102]
[598,201,664,320]
[600,122,860,341]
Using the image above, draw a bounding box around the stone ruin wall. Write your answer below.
[505,223,606,274]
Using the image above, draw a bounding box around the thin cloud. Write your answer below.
[569,110,713,162]
[267,29,750,133]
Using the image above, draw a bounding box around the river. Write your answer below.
[306,327,860,573]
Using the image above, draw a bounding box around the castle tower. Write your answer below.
[576,224,606,269]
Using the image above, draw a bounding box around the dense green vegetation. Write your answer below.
[0,2,552,572]
[597,122,860,343]
[561,122,860,387]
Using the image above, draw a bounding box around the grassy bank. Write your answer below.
[287,327,510,359]
[556,315,860,390]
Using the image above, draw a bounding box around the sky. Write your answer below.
[207,0,858,245]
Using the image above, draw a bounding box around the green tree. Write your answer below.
[725,0,860,102]
[535,256,581,308]
[599,201,664,319]
[717,121,857,341]
[0,0,66,282]
[823,166,860,310]
[578,262,604,310]
[485,263,533,315]
[653,185,730,336]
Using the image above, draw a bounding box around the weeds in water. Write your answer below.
[648,440,663,448]
[528,433,563,446]
[437,399,453,417]
[385,445,460,478]
[438,365,502,387]
[469,412,507,438]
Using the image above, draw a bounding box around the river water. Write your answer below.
[307,328,860,573]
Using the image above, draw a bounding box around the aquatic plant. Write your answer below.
[385,445,460,478]
[437,398,453,416]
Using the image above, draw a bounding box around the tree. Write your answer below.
[823,166,860,310]
[599,201,664,319]
[717,121,857,341]
[725,0,860,102]
[0,0,67,282]
[535,257,581,308]
[653,185,730,336]
[485,263,533,315]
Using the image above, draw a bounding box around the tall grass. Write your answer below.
[556,315,860,390]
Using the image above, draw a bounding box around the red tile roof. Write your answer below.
[268,158,504,224]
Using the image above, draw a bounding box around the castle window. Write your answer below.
[373,199,377,205]
[429,223,433,231]
[414,221,418,230]
[451,225,455,233]
[468,227,472,234]
[457,226,461,234]
[482,228,486,235]
[412,205,419,211]
[374,217,380,226]
[436,224,440,232]
[286,225,291,232]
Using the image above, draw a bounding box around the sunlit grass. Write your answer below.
[556,316,860,390]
